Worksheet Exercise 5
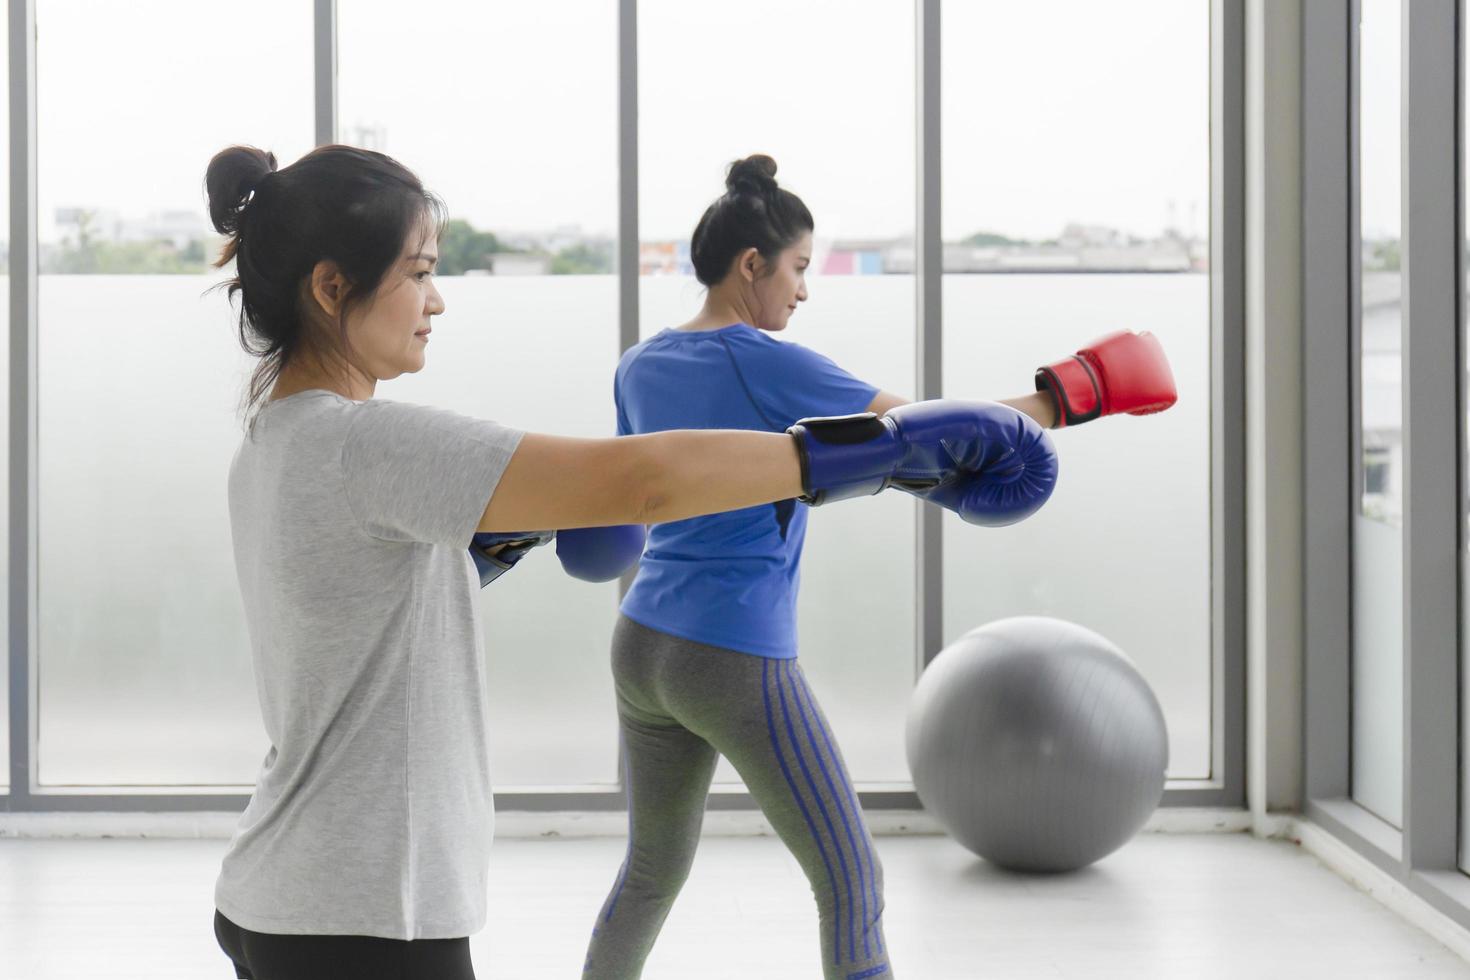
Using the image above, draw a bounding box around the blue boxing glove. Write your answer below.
[787,400,1058,526]
[469,530,555,588]
[555,524,647,582]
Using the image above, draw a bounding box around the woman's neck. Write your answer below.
[271,356,376,402]
[677,286,757,332]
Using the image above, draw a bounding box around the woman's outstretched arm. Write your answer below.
[866,390,1057,428]
[479,429,803,532]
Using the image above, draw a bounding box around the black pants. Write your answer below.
[214,911,476,980]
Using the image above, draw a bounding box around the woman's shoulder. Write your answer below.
[245,389,356,441]
[723,327,824,367]
[344,397,509,439]
[722,323,780,347]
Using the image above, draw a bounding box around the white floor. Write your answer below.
[1,832,1468,979]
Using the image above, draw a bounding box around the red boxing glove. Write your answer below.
[1035,330,1178,428]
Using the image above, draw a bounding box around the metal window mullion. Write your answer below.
[1302,0,1354,804]
[612,0,638,788]
[1459,0,1470,878]
[314,0,336,146]
[1348,0,1366,801]
[1350,0,1366,517]
[1400,0,1460,873]
[915,0,942,672]
[614,0,638,584]
[617,0,638,357]
[1212,0,1248,806]
[5,0,36,809]
[1146,0,1247,810]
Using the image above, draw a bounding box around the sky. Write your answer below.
[21,0,1398,246]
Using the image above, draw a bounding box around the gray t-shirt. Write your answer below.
[215,391,524,940]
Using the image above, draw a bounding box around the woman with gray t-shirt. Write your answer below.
[204,143,1056,980]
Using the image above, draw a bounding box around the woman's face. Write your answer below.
[747,231,812,332]
[345,228,444,381]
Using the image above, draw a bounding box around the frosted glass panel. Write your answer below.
[941,277,1211,779]
[0,275,7,793]
[35,0,310,785]
[940,1,1211,779]
[38,276,262,785]
[1354,514,1403,828]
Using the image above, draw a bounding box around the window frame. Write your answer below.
[2,0,1247,813]
[1302,0,1470,928]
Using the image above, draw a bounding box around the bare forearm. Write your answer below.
[639,429,803,525]
[480,429,802,532]
[869,389,1058,429]
[999,391,1057,429]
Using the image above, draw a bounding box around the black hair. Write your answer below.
[204,144,446,419]
[689,154,814,288]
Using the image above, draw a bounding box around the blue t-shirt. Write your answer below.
[616,323,879,659]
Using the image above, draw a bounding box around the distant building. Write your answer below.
[124,210,206,250]
[55,207,208,251]
[1359,271,1403,526]
[55,207,121,245]
[1058,223,1126,249]
[640,240,693,276]
[942,236,1193,274]
[822,239,886,275]
[501,224,601,255]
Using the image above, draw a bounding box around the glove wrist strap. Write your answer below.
[1035,356,1103,427]
[787,413,904,505]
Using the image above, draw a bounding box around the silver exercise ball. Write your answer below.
[905,616,1168,872]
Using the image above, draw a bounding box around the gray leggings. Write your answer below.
[582,616,891,980]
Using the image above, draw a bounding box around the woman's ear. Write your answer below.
[309,260,350,317]
[738,247,764,284]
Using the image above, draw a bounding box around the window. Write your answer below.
[1351,0,1403,829]
[33,0,312,786]
[638,0,917,784]
[339,0,621,788]
[940,0,1212,779]
[1363,445,1391,498]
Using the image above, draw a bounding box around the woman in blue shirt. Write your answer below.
[582,156,1087,980]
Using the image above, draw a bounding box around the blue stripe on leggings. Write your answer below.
[790,664,873,961]
[793,668,886,957]
[763,658,843,967]
[602,737,634,924]
[846,965,891,979]
[776,660,858,964]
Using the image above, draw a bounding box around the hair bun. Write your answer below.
[205,145,278,236]
[725,154,779,196]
